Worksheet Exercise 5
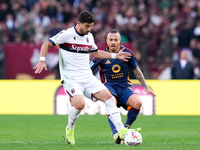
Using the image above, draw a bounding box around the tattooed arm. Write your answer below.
[133,66,156,96]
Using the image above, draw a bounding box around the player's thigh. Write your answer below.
[93,88,113,102]
[126,94,142,109]
[120,86,136,106]
[63,81,85,110]
[121,86,142,109]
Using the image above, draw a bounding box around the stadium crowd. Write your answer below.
[0,0,200,79]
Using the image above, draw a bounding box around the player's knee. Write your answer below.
[130,98,142,109]
[72,100,85,110]
[74,103,85,110]
[71,95,85,110]
[135,99,142,109]
[128,95,142,109]
[137,100,142,108]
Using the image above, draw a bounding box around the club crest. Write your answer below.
[86,37,89,43]
[71,88,75,94]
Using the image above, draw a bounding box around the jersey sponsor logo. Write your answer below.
[71,44,90,51]
[111,73,124,79]
[61,43,92,52]
[105,60,111,64]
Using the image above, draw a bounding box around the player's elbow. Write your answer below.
[46,41,54,48]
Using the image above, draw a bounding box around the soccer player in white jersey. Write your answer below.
[33,11,134,145]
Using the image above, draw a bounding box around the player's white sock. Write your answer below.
[68,107,81,130]
[105,97,124,131]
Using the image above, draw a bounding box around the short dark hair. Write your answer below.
[78,11,95,23]
[106,29,120,39]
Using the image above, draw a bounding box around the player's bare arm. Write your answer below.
[33,41,53,74]
[133,66,156,96]
[91,48,131,62]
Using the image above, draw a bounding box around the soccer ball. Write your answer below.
[124,130,142,146]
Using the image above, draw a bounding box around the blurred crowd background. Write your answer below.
[0,0,200,79]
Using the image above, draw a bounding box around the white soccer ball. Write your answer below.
[124,130,142,146]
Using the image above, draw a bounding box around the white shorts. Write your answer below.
[63,74,106,100]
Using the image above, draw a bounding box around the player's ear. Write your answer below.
[119,34,121,42]
[77,21,81,26]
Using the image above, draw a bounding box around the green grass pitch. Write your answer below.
[0,115,200,150]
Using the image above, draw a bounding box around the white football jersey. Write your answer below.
[49,26,98,81]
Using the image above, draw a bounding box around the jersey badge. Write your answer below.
[86,37,89,43]
[112,64,121,73]
[73,37,76,40]
[71,88,75,94]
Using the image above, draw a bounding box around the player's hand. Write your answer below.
[144,87,156,96]
[116,48,131,62]
[33,61,47,74]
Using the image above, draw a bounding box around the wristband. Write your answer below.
[39,56,45,61]
[111,53,116,59]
